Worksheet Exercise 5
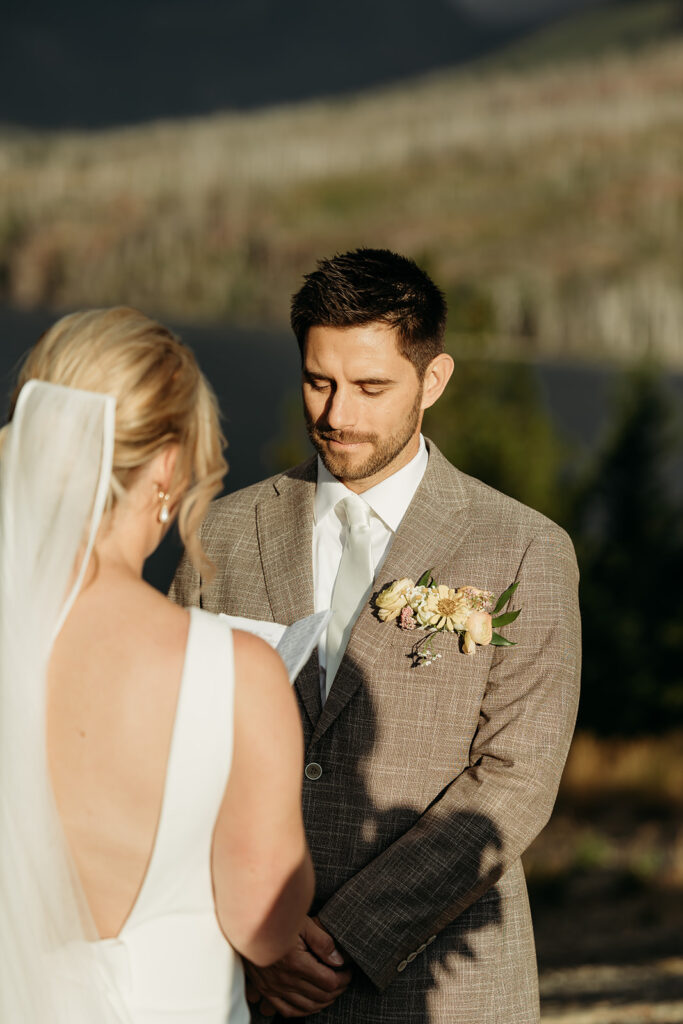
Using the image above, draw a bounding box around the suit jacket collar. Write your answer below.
[256,456,321,725]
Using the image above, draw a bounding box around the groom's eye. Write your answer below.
[307,379,331,392]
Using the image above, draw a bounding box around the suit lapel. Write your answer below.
[309,442,474,747]
[256,459,321,726]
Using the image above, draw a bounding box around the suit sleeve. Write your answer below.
[317,524,581,991]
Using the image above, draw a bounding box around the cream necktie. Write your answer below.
[325,496,374,697]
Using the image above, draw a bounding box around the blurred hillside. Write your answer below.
[1,20,682,367]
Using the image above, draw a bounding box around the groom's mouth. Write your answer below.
[317,431,375,448]
[327,437,366,449]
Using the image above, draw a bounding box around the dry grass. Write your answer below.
[525,732,683,977]
[560,732,683,810]
[540,958,683,1022]
[525,732,683,888]
[1,39,683,364]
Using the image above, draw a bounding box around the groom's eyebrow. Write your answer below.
[353,376,397,386]
[303,369,397,386]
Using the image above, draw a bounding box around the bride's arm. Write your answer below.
[212,631,314,966]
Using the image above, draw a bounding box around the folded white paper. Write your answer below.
[219,610,331,683]
[218,614,286,648]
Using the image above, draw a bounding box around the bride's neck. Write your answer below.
[92,502,162,580]
[95,539,147,579]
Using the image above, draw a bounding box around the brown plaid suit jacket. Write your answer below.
[170,440,581,1024]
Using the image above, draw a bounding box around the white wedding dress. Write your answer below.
[0,381,249,1024]
[66,608,250,1024]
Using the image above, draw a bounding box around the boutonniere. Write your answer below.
[374,569,521,666]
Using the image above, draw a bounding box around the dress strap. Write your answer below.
[125,608,235,930]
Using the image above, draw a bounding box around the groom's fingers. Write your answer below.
[243,915,352,1020]
[255,943,351,993]
[266,968,348,1002]
[257,996,279,1017]
[244,949,351,1014]
[261,989,338,1018]
[248,955,350,1001]
[302,915,347,967]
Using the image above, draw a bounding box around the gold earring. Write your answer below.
[157,489,170,524]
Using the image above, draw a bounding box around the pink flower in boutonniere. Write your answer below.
[373,569,521,666]
[399,606,417,630]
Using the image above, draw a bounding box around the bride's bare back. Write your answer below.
[48,570,191,939]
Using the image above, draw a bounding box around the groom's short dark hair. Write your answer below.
[290,248,447,378]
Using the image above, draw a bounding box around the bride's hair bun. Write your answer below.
[9,306,227,579]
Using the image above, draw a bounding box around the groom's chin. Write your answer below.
[315,446,368,483]
[319,449,359,480]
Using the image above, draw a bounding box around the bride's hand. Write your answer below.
[244,915,352,1018]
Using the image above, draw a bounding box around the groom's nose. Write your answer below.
[325,384,355,429]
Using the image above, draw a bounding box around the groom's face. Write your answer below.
[302,322,424,492]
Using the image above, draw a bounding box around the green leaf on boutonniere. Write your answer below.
[490,632,517,647]
[493,580,520,614]
[417,568,434,587]
[491,609,521,628]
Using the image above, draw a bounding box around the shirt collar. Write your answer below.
[314,435,428,532]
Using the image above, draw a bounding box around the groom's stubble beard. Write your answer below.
[304,387,423,482]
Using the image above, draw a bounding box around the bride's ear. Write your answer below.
[156,443,180,494]
[148,444,181,505]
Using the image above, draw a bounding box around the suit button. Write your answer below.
[397,960,408,972]
[305,762,323,780]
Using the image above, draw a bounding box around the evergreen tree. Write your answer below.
[572,368,683,734]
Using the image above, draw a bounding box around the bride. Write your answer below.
[0,307,314,1023]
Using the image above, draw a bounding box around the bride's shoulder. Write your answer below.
[132,584,191,648]
[52,577,192,685]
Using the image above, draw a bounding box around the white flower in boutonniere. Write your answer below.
[422,585,470,632]
[375,577,415,621]
[373,569,521,666]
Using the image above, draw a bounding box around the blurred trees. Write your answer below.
[571,369,683,734]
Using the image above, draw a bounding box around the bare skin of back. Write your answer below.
[47,449,313,966]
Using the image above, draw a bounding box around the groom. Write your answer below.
[170,248,581,1023]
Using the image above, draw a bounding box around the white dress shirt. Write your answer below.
[313,435,428,701]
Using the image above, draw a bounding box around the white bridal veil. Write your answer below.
[0,380,132,1022]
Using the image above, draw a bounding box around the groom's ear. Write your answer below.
[420,353,454,411]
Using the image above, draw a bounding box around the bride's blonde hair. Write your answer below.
[5,307,226,578]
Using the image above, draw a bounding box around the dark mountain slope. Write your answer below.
[3,0,677,129]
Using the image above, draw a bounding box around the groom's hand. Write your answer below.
[245,915,352,1018]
